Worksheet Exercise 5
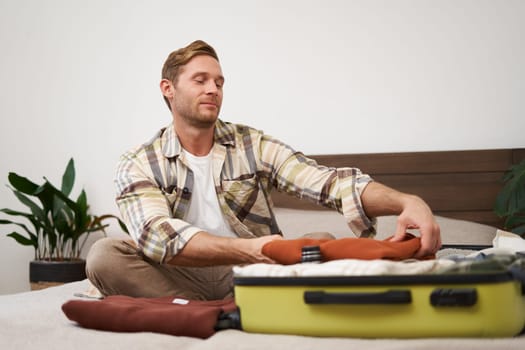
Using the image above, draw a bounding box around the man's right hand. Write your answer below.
[235,234,284,264]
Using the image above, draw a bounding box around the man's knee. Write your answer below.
[86,238,138,296]
[86,238,132,280]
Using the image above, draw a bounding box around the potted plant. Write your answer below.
[0,158,127,290]
[494,158,525,237]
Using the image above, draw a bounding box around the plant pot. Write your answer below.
[29,259,87,291]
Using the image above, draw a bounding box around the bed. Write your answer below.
[1,148,524,349]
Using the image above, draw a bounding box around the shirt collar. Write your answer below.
[161,119,237,158]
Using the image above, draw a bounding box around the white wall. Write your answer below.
[1,0,523,294]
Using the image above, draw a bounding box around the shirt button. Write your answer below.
[182,187,189,194]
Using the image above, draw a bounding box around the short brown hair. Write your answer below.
[161,40,219,109]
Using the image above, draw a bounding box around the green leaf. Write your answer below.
[494,158,525,221]
[12,190,45,221]
[7,172,39,194]
[0,212,39,245]
[86,223,110,233]
[61,158,75,196]
[0,208,33,219]
[117,218,129,234]
[42,180,78,209]
[7,232,37,247]
[505,215,525,227]
[0,217,36,241]
[54,206,71,233]
[75,189,89,231]
[0,218,20,226]
[52,195,66,221]
[33,183,57,212]
[511,224,525,236]
[90,214,116,227]
[494,187,512,217]
[88,214,129,234]
[0,208,44,234]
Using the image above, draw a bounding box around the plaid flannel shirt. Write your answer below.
[115,119,375,263]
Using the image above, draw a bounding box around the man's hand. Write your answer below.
[361,182,441,258]
[234,234,284,264]
[389,194,441,258]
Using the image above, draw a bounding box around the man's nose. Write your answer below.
[205,80,219,95]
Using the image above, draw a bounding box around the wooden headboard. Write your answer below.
[271,148,525,227]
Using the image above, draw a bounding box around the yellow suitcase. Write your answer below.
[233,265,525,338]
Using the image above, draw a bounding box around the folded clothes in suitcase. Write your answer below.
[232,254,525,338]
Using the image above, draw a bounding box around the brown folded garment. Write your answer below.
[262,234,434,265]
[62,295,237,339]
[260,238,331,265]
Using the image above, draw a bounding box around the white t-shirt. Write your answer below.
[182,149,237,238]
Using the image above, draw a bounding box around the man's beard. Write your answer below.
[173,96,220,129]
[181,112,217,129]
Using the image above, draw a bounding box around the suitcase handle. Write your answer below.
[304,290,412,305]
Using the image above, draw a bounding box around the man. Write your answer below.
[86,40,441,300]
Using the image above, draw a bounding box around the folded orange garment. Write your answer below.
[62,295,237,339]
[262,234,433,265]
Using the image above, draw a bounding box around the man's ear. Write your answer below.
[160,79,174,99]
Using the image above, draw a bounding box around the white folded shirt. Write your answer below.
[233,259,456,278]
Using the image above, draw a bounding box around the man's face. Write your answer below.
[168,55,224,129]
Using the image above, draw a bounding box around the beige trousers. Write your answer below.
[86,238,234,300]
[86,232,335,301]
